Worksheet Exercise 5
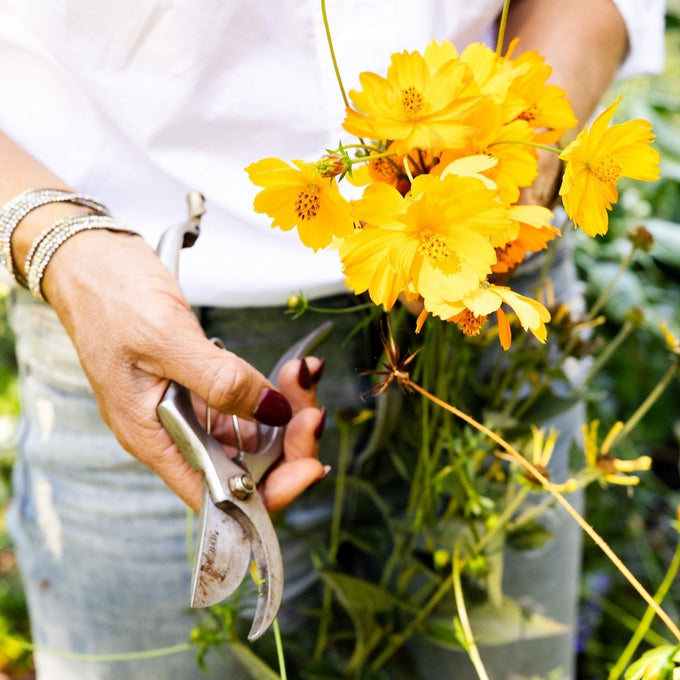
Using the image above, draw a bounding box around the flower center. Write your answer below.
[401,86,424,117]
[370,157,399,182]
[294,185,321,220]
[455,309,487,336]
[591,155,622,184]
[418,229,451,262]
[518,102,539,123]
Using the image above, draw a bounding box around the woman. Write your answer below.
[0,0,664,677]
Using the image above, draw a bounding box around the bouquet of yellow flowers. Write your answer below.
[246,38,659,351]
[200,6,680,680]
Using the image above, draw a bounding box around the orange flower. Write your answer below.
[423,282,551,350]
[559,96,660,237]
[492,205,558,274]
[246,158,353,251]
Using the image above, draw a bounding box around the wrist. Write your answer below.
[11,202,100,279]
[43,228,147,310]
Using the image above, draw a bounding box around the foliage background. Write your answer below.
[575,3,680,676]
[0,6,677,678]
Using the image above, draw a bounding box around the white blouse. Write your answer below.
[0,0,665,306]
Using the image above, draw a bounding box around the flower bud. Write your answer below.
[625,307,645,328]
[627,225,654,252]
[316,153,350,178]
[286,292,308,317]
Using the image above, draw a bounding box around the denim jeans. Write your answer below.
[7,288,375,679]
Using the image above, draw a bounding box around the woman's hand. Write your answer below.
[42,229,326,512]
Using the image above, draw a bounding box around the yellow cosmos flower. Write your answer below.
[458,42,518,106]
[340,174,509,309]
[559,96,660,237]
[246,158,353,251]
[583,420,652,486]
[517,425,577,491]
[343,48,481,154]
[660,322,680,355]
[423,282,551,350]
[433,100,538,204]
[505,48,578,142]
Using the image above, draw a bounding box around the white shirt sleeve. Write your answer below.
[611,0,666,76]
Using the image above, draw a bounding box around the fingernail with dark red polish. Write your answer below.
[314,407,327,441]
[253,389,292,426]
[310,358,326,384]
[298,358,312,390]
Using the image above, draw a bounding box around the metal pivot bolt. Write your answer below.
[229,473,256,500]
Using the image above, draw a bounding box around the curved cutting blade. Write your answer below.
[217,496,284,641]
[190,485,251,608]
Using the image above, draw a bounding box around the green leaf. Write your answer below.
[230,640,282,680]
[423,617,465,649]
[318,570,403,669]
[424,596,568,649]
[507,521,555,552]
[624,644,680,680]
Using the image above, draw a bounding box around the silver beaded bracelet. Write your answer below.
[26,214,137,304]
[0,188,110,286]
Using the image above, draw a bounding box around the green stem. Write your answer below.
[314,419,352,659]
[575,320,635,391]
[305,302,375,315]
[3,634,193,662]
[487,139,561,155]
[320,0,349,109]
[608,538,680,680]
[473,485,529,556]
[587,247,637,322]
[495,0,512,56]
[346,150,396,166]
[273,619,287,680]
[369,574,454,671]
[453,545,491,680]
[612,358,680,447]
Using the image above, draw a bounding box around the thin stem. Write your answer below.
[587,247,637,322]
[612,359,680,447]
[406,380,680,644]
[273,618,287,680]
[346,150,396,166]
[575,320,635,391]
[608,538,680,680]
[495,0,512,56]
[314,419,352,659]
[473,485,530,555]
[5,634,193,662]
[453,545,491,680]
[487,139,560,155]
[320,0,349,109]
[305,302,375,315]
[370,573,454,671]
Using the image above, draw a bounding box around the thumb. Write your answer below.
[142,331,293,427]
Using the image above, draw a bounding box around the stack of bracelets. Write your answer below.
[0,188,138,303]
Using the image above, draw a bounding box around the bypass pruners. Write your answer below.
[155,192,331,640]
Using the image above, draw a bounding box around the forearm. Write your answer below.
[0,130,101,282]
[505,0,629,134]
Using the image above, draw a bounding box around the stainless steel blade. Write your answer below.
[190,485,252,608]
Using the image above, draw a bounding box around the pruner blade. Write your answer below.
[158,321,333,640]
